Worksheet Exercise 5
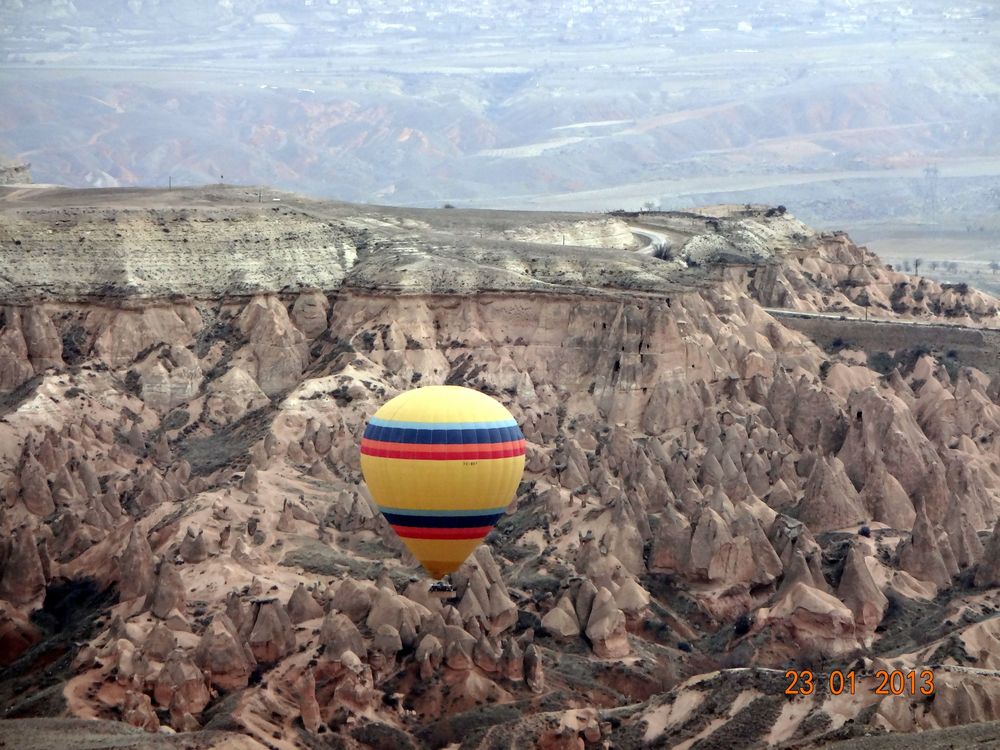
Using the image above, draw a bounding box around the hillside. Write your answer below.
[2,186,1000,748]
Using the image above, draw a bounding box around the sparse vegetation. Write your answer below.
[160,408,190,432]
[179,405,275,474]
[734,614,752,637]
[868,351,895,375]
[60,325,88,365]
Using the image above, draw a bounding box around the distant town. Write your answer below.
[3,0,996,65]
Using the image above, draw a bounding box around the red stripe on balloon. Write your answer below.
[361,438,525,453]
[360,439,525,460]
[391,524,494,540]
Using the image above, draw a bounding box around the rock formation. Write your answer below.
[145,560,186,619]
[194,614,256,691]
[1,190,999,747]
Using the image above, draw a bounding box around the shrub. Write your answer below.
[868,351,894,375]
[61,325,88,365]
[734,614,752,637]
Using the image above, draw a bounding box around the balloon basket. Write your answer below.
[429,578,457,602]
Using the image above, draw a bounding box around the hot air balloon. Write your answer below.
[359,385,526,579]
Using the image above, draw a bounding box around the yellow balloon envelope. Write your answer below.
[359,385,525,578]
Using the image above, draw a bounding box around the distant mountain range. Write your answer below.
[1,0,998,229]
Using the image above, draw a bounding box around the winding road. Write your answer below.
[629,225,669,256]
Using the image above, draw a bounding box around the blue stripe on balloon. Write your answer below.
[363,423,524,445]
[382,511,505,528]
[368,417,518,430]
[378,505,508,517]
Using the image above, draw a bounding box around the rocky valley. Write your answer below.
[2,185,1000,749]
